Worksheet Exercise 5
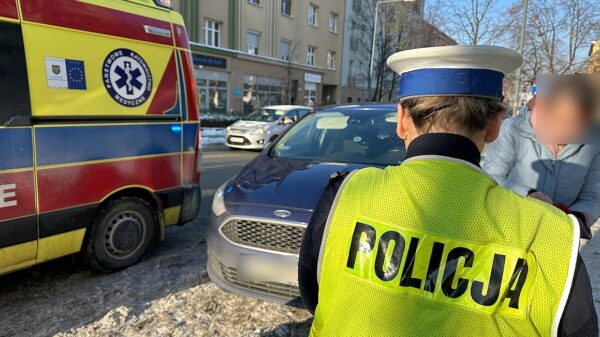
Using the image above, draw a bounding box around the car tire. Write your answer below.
[83,197,157,272]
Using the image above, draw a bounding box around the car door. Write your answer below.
[0,5,38,273]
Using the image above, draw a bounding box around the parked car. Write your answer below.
[207,103,406,304]
[225,105,312,150]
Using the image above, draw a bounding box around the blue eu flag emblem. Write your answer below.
[66,60,86,90]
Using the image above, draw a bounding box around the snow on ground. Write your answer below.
[201,128,226,145]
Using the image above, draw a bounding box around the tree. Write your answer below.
[442,0,511,46]
[504,0,599,91]
[281,40,301,105]
[350,0,426,102]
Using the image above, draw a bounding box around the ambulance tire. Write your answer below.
[83,197,158,272]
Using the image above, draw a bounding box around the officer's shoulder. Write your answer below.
[495,185,571,221]
[326,167,383,188]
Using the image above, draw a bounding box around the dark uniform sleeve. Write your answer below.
[298,171,349,314]
[559,255,598,337]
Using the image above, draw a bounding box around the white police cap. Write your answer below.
[387,45,523,101]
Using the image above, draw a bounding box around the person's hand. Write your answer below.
[528,191,553,204]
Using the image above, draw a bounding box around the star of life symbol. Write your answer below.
[102,49,153,107]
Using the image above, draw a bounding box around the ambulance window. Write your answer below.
[0,23,31,126]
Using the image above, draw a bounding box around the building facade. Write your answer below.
[339,0,454,103]
[171,0,345,114]
[590,40,600,74]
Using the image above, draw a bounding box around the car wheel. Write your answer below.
[83,197,157,272]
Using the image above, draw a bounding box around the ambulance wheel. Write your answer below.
[84,197,158,272]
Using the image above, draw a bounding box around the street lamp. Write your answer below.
[369,0,416,99]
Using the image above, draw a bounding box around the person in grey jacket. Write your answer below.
[483,76,599,238]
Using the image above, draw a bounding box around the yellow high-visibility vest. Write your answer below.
[311,158,580,337]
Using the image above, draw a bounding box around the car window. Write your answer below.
[0,22,31,126]
[298,109,310,119]
[271,109,406,166]
[244,109,285,122]
[285,110,299,122]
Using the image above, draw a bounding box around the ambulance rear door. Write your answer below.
[0,0,38,273]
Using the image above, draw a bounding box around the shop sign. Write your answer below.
[304,72,322,83]
[193,54,227,69]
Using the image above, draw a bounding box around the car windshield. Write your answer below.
[271,107,406,166]
[243,109,285,123]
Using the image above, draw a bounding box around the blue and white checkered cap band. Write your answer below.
[398,68,505,100]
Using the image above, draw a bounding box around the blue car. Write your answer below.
[207,104,406,304]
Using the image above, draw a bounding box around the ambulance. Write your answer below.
[0,0,201,274]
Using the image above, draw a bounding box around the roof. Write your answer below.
[263,105,312,110]
[318,103,397,112]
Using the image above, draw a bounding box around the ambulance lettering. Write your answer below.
[0,183,17,208]
[345,221,533,317]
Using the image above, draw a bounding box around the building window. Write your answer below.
[247,31,260,55]
[281,0,291,16]
[196,70,229,114]
[352,0,361,11]
[248,0,261,5]
[280,39,291,61]
[327,51,335,69]
[243,75,283,113]
[308,4,318,26]
[204,19,220,47]
[328,12,338,33]
[307,46,316,66]
[304,82,317,106]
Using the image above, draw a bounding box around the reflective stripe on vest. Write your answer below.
[311,158,579,337]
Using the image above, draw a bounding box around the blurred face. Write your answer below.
[533,92,588,144]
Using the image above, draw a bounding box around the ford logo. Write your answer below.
[274,210,291,218]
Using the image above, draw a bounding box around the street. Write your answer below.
[0,145,311,337]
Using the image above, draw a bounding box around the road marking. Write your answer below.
[203,162,249,170]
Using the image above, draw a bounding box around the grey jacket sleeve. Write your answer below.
[570,151,600,225]
[483,120,534,197]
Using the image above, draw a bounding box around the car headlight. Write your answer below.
[212,182,228,216]
[250,127,265,135]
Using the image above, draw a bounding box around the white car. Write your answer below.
[225,105,312,150]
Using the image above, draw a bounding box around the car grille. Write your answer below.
[220,263,300,299]
[220,219,305,254]
[229,128,247,134]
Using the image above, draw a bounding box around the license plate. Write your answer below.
[230,136,244,144]
[238,254,298,283]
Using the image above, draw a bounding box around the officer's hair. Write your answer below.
[400,96,505,135]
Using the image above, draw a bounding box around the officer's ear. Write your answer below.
[397,103,415,142]
[484,111,504,143]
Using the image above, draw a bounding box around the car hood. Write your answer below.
[226,155,366,214]
[231,120,270,129]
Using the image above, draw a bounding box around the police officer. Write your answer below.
[298,46,598,337]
